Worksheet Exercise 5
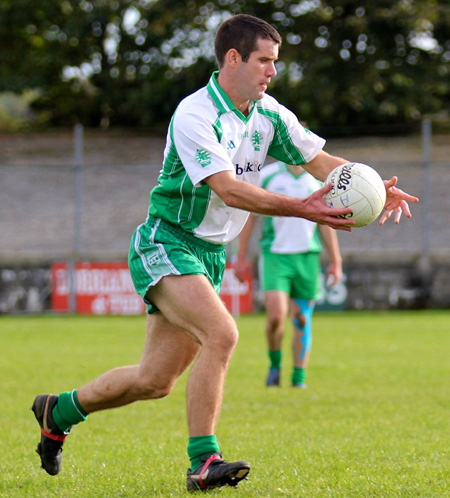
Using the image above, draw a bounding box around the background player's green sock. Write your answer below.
[188,435,220,471]
[52,389,88,432]
[268,350,282,370]
[292,367,306,385]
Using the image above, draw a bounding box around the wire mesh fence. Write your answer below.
[0,127,449,313]
[0,156,447,263]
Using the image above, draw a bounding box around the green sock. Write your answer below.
[292,367,306,385]
[268,350,282,370]
[187,435,220,471]
[52,390,88,432]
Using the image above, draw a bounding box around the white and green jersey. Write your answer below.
[259,162,323,254]
[149,71,325,244]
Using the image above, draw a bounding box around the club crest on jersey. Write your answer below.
[251,130,263,151]
[195,148,212,167]
[147,253,160,266]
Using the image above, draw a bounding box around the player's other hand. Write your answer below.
[380,177,419,225]
[326,261,343,288]
[234,257,253,283]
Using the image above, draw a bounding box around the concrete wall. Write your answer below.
[345,262,449,310]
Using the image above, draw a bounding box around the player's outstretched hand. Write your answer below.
[305,183,355,231]
[380,177,419,225]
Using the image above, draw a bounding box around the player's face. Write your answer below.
[236,38,279,103]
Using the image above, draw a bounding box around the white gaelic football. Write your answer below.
[323,163,387,227]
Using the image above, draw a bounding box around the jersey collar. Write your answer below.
[280,161,306,179]
[207,71,257,122]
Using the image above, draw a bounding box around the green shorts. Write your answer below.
[128,216,226,314]
[261,251,321,300]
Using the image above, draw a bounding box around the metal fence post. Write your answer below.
[420,118,431,272]
[69,123,84,313]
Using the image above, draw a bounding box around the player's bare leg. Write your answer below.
[264,290,289,386]
[31,309,199,476]
[77,313,201,413]
[265,290,289,350]
[290,298,315,388]
[147,274,250,490]
[147,275,239,436]
[292,329,311,369]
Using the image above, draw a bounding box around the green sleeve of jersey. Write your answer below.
[258,108,307,165]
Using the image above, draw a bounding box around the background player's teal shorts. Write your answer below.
[128,216,226,314]
[261,251,321,300]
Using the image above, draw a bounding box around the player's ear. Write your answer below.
[226,48,242,67]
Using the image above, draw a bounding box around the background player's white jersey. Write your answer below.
[149,72,325,244]
[259,162,323,254]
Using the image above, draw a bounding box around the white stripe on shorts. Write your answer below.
[139,218,181,278]
[156,242,181,275]
[135,223,156,280]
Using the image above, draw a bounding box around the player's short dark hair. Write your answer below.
[214,14,282,68]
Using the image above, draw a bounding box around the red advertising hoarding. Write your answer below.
[220,263,253,314]
[52,262,147,314]
[51,262,253,315]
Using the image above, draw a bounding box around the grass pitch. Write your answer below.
[0,311,449,497]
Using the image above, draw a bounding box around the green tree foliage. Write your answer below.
[260,0,450,130]
[0,0,448,129]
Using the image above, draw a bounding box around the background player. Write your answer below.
[235,161,342,388]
